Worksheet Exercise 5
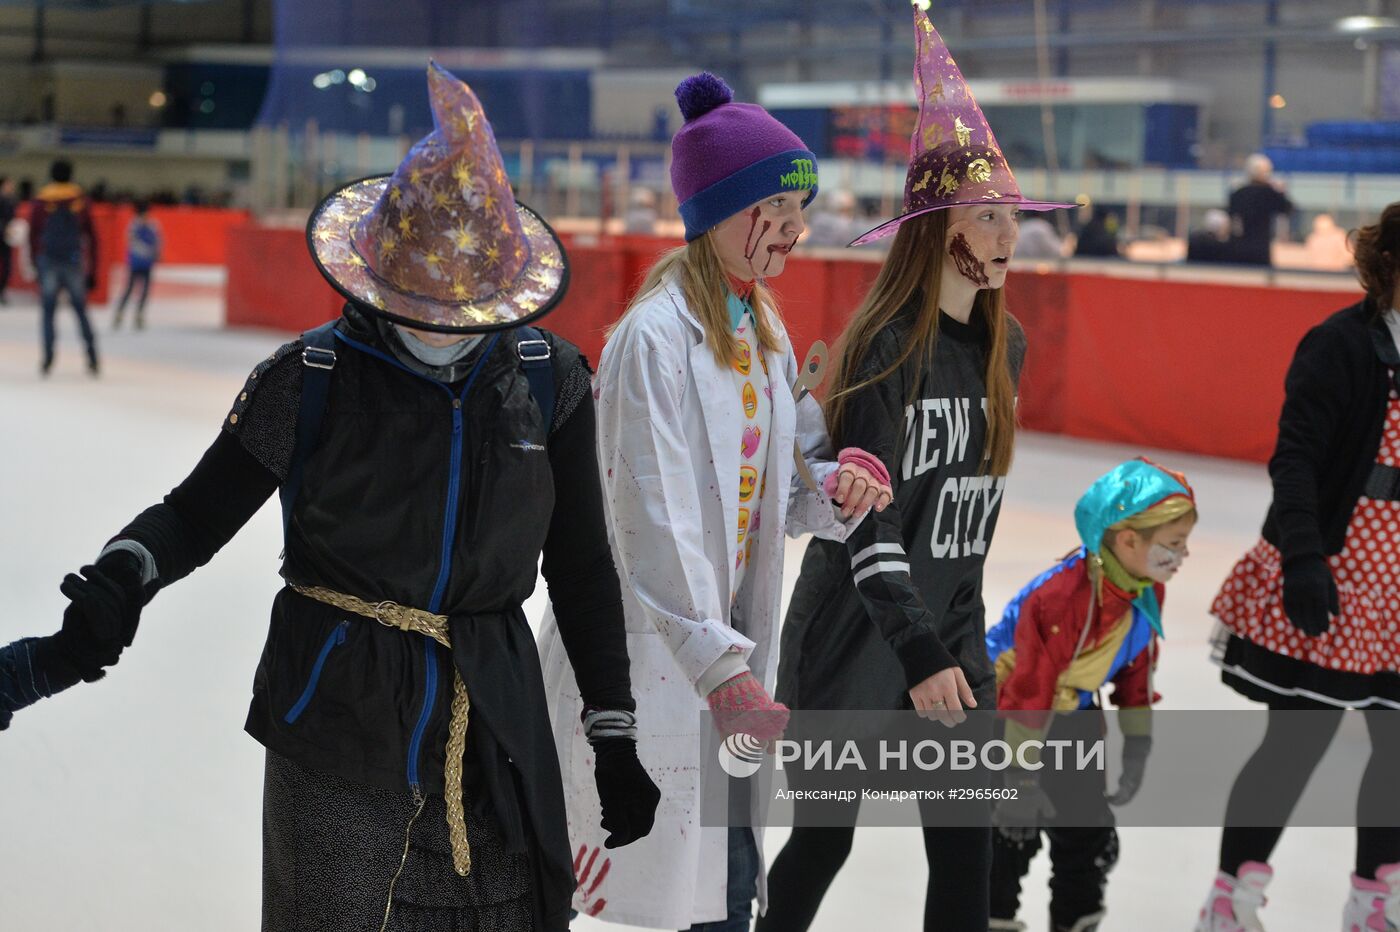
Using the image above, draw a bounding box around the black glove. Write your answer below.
[591,736,660,849]
[994,768,1056,846]
[1282,554,1338,637]
[0,636,86,728]
[1107,735,1152,806]
[50,550,147,682]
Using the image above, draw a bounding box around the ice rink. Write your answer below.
[0,271,1368,930]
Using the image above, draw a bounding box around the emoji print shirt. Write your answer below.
[731,302,772,600]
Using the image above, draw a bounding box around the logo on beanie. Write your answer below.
[779,158,818,190]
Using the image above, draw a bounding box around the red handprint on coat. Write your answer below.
[574,843,611,917]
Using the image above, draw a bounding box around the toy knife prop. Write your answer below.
[791,340,829,492]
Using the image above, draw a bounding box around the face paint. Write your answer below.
[743,207,771,279]
[712,194,808,283]
[948,232,990,287]
[1144,543,1187,582]
[762,232,799,275]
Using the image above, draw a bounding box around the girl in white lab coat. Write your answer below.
[537,72,891,931]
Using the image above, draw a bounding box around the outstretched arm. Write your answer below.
[2,427,280,729]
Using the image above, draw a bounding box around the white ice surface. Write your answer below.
[0,274,1366,930]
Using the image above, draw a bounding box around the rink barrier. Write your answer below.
[224,226,1359,463]
[8,202,250,304]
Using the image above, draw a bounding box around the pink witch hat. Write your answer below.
[851,5,1073,246]
[307,61,567,332]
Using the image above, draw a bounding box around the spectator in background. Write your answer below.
[1015,214,1065,260]
[0,175,16,305]
[1186,208,1236,264]
[622,186,659,235]
[113,200,161,330]
[1074,205,1123,258]
[805,189,863,247]
[29,159,99,376]
[1229,153,1293,266]
[1305,213,1354,270]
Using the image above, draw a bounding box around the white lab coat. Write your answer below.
[537,279,858,928]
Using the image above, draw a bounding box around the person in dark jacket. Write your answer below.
[1195,202,1400,931]
[759,9,1070,932]
[1185,208,1238,265]
[0,174,16,304]
[1,63,659,932]
[1227,153,1293,267]
[1072,206,1122,258]
[29,158,99,375]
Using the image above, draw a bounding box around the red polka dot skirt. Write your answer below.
[1211,391,1400,706]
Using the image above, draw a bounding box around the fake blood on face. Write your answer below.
[949,232,990,287]
[762,234,799,275]
[743,207,772,278]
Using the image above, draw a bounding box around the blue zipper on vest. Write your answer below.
[283,620,348,724]
[332,329,501,792]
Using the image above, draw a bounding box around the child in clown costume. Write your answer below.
[984,458,1197,932]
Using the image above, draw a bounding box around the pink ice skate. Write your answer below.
[1343,863,1400,932]
[1195,862,1272,931]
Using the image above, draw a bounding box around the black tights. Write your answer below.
[1219,694,1400,880]
[759,824,991,932]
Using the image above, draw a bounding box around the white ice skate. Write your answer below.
[1343,863,1400,932]
[1195,861,1272,931]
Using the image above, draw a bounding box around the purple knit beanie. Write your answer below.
[670,73,819,242]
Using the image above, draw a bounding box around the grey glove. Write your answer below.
[994,769,1056,845]
[1107,735,1152,806]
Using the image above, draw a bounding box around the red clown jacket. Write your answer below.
[987,547,1163,731]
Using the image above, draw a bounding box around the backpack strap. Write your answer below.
[515,327,555,433]
[280,320,339,542]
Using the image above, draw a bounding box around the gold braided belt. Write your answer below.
[290,584,474,877]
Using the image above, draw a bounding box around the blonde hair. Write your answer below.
[1105,496,1198,545]
[612,233,783,366]
[825,210,1019,477]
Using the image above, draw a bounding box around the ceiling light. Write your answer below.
[1336,15,1399,33]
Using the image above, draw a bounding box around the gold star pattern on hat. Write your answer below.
[851,4,1073,245]
[307,61,568,332]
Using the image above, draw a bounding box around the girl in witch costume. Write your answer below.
[537,73,891,931]
[759,8,1071,932]
[1,63,659,932]
[1195,205,1400,931]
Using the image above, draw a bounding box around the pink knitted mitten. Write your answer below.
[823,447,892,497]
[706,671,790,741]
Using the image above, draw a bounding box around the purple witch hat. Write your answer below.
[307,62,567,332]
[851,6,1073,246]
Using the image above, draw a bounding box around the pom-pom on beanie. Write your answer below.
[670,72,819,242]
